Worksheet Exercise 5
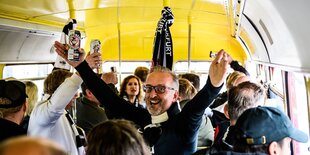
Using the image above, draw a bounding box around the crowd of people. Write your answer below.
[0,42,308,155]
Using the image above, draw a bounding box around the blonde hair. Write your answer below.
[44,69,72,95]
[178,78,197,101]
[226,71,246,90]
[24,81,38,116]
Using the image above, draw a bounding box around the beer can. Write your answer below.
[68,30,81,61]
[90,39,101,54]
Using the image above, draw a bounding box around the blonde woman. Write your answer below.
[21,81,38,130]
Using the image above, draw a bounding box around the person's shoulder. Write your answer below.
[31,99,49,111]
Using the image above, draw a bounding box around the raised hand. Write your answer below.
[101,72,118,84]
[54,41,85,67]
[86,52,102,69]
[226,52,233,64]
[209,49,229,87]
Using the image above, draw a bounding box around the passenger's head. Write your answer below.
[0,136,66,155]
[119,75,143,103]
[44,69,76,109]
[24,81,38,116]
[0,80,28,122]
[134,66,150,83]
[101,72,118,85]
[81,82,100,105]
[81,74,101,105]
[87,119,151,155]
[178,78,197,102]
[227,81,265,124]
[178,73,200,90]
[44,69,73,95]
[226,71,250,90]
[144,66,179,116]
[233,106,308,155]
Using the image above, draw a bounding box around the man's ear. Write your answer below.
[85,89,93,96]
[224,103,230,119]
[268,141,278,155]
[172,91,179,102]
[22,101,28,114]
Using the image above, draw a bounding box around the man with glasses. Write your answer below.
[54,41,228,155]
[0,80,28,142]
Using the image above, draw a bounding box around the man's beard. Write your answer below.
[147,103,163,116]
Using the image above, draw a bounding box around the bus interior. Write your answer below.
[0,0,309,154]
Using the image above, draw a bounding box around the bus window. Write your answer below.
[2,64,53,100]
[174,61,212,90]
[245,61,258,80]
[101,61,151,88]
[101,61,151,73]
[3,64,53,79]
[270,68,284,95]
[256,64,271,85]
[286,72,310,155]
[264,67,284,111]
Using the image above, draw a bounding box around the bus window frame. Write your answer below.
[285,71,310,155]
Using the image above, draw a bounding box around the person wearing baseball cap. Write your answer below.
[236,106,307,155]
[210,106,308,155]
[0,80,28,142]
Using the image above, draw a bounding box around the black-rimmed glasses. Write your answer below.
[143,85,176,94]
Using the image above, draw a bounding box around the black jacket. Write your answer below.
[211,152,268,155]
[193,150,268,155]
[76,61,222,155]
[0,118,26,142]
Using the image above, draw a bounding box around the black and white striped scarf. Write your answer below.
[151,7,174,71]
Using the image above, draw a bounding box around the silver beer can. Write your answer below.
[68,30,81,61]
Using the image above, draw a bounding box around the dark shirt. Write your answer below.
[211,152,268,155]
[0,118,26,142]
[194,124,238,155]
[209,92,227,109]
[76,97,108,135]
[180,99,214,147]
[193,150,268,155]
[212,125,236,153]
[122,95,146,109]
[20,115,30,131]
[210,110,229,128]
[75,61,222,155]
[107,83,119,95]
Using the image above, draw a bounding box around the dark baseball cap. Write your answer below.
[235,106,308,145]
[0,80,28,108]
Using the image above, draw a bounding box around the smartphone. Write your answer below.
[68,30,81,61]
[209,51,217,58]
[90,39,101,54]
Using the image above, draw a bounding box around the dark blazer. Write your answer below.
[0,118,26,142]
[76,61,222,155]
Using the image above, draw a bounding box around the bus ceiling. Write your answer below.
[0,0,309,73]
